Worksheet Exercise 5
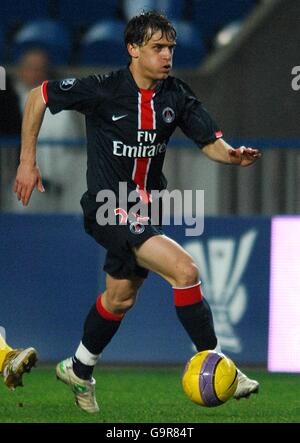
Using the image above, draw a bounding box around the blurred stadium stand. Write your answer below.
[79,20,127,66]
[213,20,243,49]
[1,0,51,31]
[156,0,186,19]
[172,21,206,68]
[57,0,119,27]
[0,0,260,66]
[10,20,72,66]
[0,26,5,64]
[193,0,256,46]
[121,0,186,20]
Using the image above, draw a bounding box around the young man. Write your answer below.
[14,11,261,413]
[0,328,37,389]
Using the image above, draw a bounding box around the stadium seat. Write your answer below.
[213,20,243,49]
[57,0,119,27]
[1,1,50,31]
[193,0,256,44]
[122,0,185,20]
[79,20,128,66]
[10,20,72,65]
[172,21,206,68]
[156,0,186,19]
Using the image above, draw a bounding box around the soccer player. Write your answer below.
[14,11,261,413]
[0,328,37,389]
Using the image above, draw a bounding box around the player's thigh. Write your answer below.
[133,235,199,286]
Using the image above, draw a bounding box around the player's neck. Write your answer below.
[129,64,158,90]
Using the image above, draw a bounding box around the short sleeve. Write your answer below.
[177,80,222,148]
[41,75,103,115]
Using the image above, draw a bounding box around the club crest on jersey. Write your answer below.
[162,107,175,123]
[60,78,77,91]
[129,221,145,235]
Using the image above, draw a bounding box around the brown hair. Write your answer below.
[124,10,176,47]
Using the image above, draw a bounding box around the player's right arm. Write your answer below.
[14,87,46,206]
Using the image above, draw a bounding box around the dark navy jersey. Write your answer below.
[41,67,222,199]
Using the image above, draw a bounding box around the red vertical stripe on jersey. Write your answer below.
[133,89,155,203]
[133,157,149,199]
[139,88,154,129]
[41,80,48,104]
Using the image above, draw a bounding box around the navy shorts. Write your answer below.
[80,191,164,279]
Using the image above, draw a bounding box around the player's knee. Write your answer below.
[107,288,138,314]
[105,275,143,314]
[118,296,136,313]
[174,260,199,288]
[110,297,136,314]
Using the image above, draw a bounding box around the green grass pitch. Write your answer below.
[0,366,299,423]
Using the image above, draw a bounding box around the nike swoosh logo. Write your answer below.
[112,114,127,121]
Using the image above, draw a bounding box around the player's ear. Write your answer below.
[127,43,139,59]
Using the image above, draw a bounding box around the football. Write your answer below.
[182,350,238,407]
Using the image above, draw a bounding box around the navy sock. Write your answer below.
[72,297,123,380]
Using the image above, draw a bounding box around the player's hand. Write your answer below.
[14,161,45,206]
[229,146,262,167]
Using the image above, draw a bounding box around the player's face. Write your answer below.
[131,31,176,82]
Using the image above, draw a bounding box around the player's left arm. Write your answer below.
[202,138,262,167]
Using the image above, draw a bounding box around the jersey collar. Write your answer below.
[125,66,163,95]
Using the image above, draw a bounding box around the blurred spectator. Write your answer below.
[7,48,86,213]
[0,76,22,210]
[0,76,22,135]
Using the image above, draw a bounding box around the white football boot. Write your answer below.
[2,347,38,389]
[56,357,99,413]
[233,368,259,399]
